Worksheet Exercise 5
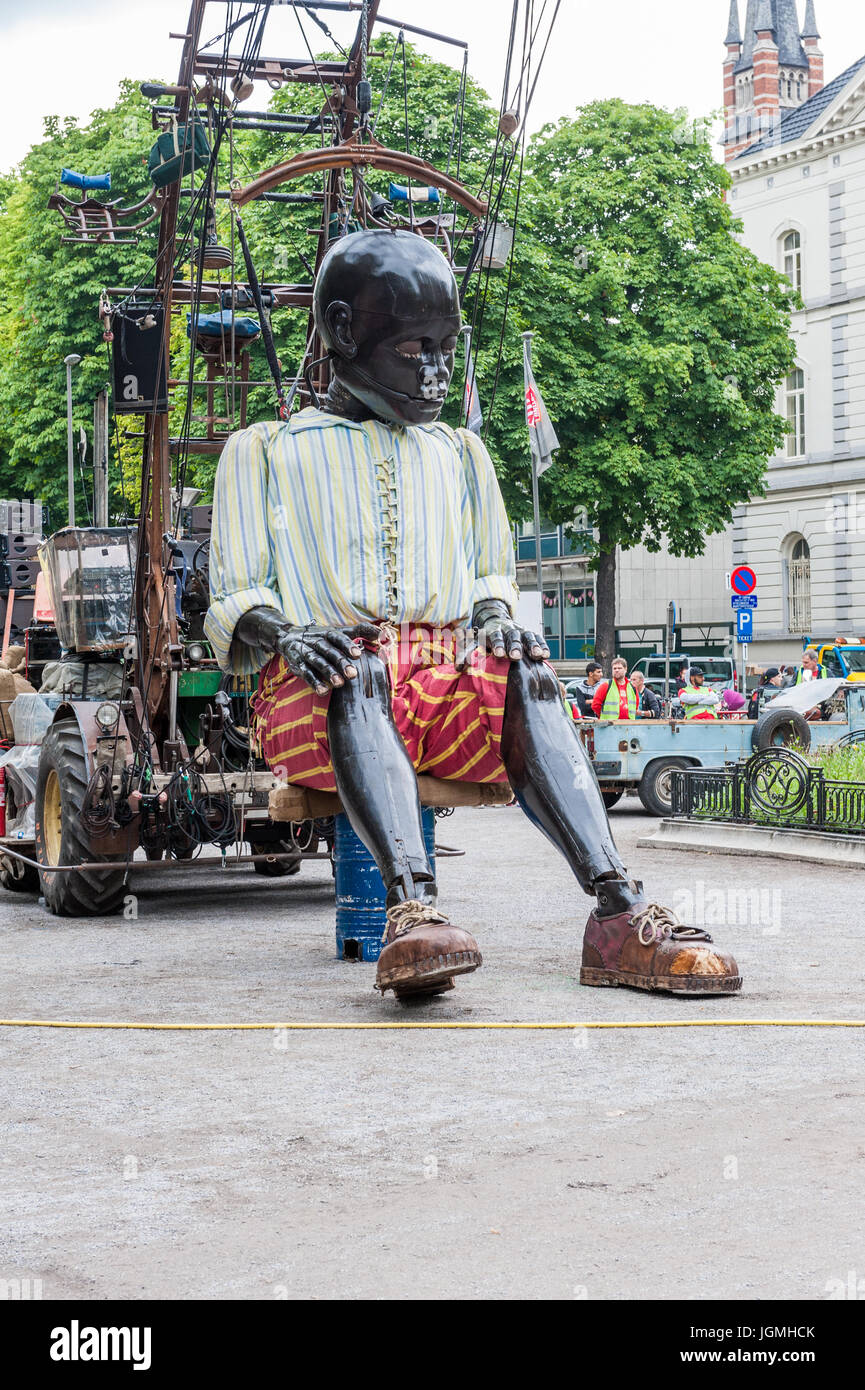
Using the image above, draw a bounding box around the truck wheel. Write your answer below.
[752,708,811,753]
[35,720,128,917]
[638,759,690,817]
[0,855,40,893]
[601,789,623,810]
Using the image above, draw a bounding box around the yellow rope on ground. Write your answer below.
[0,1019,863,1031]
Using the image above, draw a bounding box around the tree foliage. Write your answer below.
[474,100,797,655]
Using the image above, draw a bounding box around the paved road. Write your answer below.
[1,799,863,1300]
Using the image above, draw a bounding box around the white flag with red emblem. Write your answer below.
[522,336,559,476]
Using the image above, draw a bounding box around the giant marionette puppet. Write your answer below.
[206,229,742,1001]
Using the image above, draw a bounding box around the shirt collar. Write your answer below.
[288,406,447,438]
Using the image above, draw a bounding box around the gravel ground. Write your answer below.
[1,798,863,1301]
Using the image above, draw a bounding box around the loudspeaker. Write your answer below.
[0,535,40,560]
[181,505,212,536]
[112,304,169,414]
[2,558,41,590]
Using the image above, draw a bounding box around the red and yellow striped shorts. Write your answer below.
[251,624,512,793]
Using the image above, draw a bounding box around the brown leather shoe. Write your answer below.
[581,902,742,995]
[375,900,482,999]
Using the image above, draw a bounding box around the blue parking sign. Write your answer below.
[736,609,753,642]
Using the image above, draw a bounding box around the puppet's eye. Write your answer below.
[396,340,423,358]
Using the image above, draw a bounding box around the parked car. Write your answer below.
[630,654,737,699]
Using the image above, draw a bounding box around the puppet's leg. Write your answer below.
[500,660,742,995]
[327,651,482,997]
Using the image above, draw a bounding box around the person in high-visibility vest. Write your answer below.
[592,657,638,720]
[795,648,826,684]
[678,666,720,720]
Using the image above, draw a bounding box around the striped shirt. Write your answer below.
[205,407,519,673]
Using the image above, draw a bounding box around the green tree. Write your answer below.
[0,83,160,521]
[477,100,798,664]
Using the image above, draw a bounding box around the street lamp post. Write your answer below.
[64,353,82,527]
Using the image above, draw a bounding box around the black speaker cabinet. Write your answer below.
[112,304,169,414]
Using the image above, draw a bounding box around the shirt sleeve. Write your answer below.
[456,428,520,613]
[204,421,286,674]
[592,682,609,718]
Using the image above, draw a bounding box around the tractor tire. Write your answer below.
[0,855,40,894]
[601,789,623,810]
[752,708,811,753]
[34,720,128,917]
[638,758,691,818]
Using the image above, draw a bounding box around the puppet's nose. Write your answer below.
[418,361,448,401]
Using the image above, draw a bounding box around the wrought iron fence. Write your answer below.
[670,748,865,836]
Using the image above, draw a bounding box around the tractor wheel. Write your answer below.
[35,720,128,917]
[0,854,40,894]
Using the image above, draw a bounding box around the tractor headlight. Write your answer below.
[186,642,206,665]
[95,701,120,732]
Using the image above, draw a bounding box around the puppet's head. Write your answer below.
[314,229,461,426]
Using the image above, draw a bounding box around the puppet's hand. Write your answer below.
[276,622,381,694]
[469,599,549,664]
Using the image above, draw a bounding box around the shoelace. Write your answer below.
[631,903,712,947]
[384,899,451,942]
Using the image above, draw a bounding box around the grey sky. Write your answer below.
[2,1,864,173]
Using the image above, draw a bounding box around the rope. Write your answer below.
[0,1020,863,1032]
[361,0,368,84]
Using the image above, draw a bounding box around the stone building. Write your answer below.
[723,1,865,663]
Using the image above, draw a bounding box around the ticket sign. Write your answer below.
[731,565,757,596]
[736,609,754,642]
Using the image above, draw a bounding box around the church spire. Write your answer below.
[754,0,774,34]
[801,0,820,41]
[725,0,742,47]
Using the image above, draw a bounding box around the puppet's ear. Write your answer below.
[324,301,357,359]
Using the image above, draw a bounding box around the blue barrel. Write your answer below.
[334,808,436,962]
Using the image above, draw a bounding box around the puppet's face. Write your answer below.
[333,308,460,425]
[314,230,462,426]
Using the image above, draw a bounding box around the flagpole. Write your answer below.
[522,331,544,600]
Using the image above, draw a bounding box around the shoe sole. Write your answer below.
[580,965,742,995]
[376,949,482,998]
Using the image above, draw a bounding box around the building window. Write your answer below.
[563,584,595,659]
[786,536,811,634]
[782,230,802,292]
[785,367,806,456]
[516,518,558,562]
[542,587,561,660]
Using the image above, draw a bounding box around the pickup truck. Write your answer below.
[580,678,865,816]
